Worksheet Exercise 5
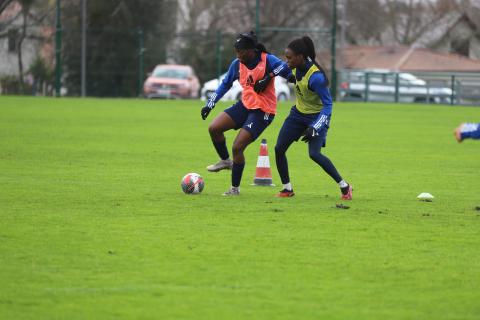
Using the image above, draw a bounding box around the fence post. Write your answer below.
[255,0,260,37]
[80,0,87,97]
[450,75,456,105]
[426,80,430,104]
[137,28,145,97]
[216,30,222,80]
[364,72,369,102]
[330,0,337,101]
[394,72,399,103]
[55,0,62,97]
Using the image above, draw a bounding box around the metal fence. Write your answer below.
[338,70,480,106]
[2,23,479,106]
[0,25,334,98]
[0,0,339,99]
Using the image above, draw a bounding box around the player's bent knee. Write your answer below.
[232,144,240,155]
[232,144,244,156]
[208,123,217,134]
[208,123,224,138]
[309,151,319,161]
[275,144,286,156]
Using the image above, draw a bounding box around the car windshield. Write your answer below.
[153,68,189,79]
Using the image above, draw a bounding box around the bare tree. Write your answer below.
[0,0,55,94]
[384,0,462,45]
[197,0,334,55]
[0,0,19,36]
[15,0,35,89]
[344,0,385,45]
[0,0,15,15]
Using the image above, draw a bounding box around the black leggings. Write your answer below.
[275,127,342,185]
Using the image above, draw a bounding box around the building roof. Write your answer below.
[337,45,480,72]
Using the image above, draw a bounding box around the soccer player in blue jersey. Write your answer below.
[200,31,291,196]
[454,123,480,142]
[273,36,352,200]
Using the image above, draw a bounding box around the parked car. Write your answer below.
[143,64,200,99]
[200,73,291,102]
[339,70,453,104]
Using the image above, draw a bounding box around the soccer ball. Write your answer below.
[181,173,205,194]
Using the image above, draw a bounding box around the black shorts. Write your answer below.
[224,100,275,141]
[277,106,329,148]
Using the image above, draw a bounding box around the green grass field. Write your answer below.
[1,96,479,319]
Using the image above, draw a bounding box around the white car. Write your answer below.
[201,73,291,102]
[340,70,453,104]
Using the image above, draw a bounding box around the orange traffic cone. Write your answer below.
[253,139,275,186]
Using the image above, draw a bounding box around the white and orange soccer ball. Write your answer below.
[181,173,205,194]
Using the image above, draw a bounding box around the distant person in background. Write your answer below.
[454,123,480,142]
[200,31,291,196]
[272,36,352,200]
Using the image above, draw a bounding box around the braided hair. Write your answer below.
[287,36,329,86]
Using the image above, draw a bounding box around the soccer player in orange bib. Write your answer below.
[200,31,291,196]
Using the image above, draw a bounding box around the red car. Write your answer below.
[143,64,200,99]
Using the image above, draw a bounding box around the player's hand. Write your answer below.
[254,74,272,93]
[287,74,296,84]
[201,105,213,120]
[301,126,319,143]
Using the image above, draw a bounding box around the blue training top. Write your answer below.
[206,52,291,108]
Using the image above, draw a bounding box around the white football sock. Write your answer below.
[338,180,348,188]
[283,183,292,191]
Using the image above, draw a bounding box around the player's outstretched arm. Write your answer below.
[200,59,239,120]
